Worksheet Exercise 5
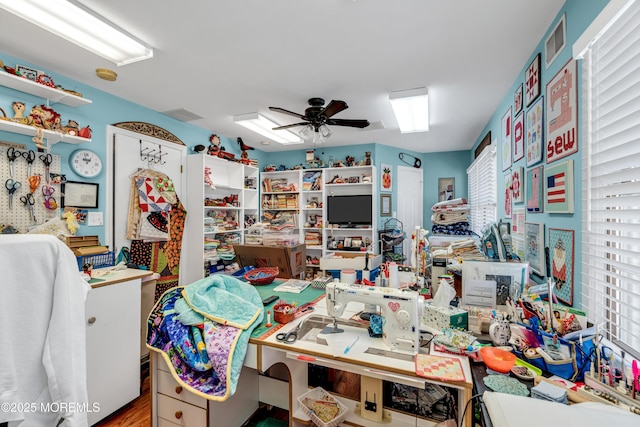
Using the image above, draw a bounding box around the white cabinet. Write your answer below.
[260,169,302,242]
[184,154,259,284]
[0,71,92,145]
[85,278,141,426]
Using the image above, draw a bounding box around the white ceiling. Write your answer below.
[0,0,563,153]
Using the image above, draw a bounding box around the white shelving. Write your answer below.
[184,154,258,284]
[258,166,377,277]
[0,70,93,145]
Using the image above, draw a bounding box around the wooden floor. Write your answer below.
[95,375,151,427]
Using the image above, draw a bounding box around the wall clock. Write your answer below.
[69,149,103,178]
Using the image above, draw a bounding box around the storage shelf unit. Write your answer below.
[184,154,258,284]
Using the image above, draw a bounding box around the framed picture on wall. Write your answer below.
[511,166,524,203]
[504,173,512,218]
[526,165,543,213]
[544,159,574,213]
[438,177,455,202]
[546,59,578,163]
[380,193,392,216]
[501,107,512,171]
[513,110,525,162]
[525,53,541,107]
[549,227,575,306]
[524,222,545,276]
[61,181,99,208]
[514,83,523,114]
[380,163,392,192]
[526,96,544,167]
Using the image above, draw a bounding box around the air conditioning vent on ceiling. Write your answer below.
[162,108,204,122]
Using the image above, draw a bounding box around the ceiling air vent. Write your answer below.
[162,108,204,122]
[545,14,566,68]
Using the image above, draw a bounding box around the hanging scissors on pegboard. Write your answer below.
[399,152,422,168]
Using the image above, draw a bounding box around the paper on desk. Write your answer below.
[321,329,371,357]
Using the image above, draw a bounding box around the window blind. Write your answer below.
[580,0,640,355]
[467,143,497,235]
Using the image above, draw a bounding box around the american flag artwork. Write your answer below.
[546,171,566,204]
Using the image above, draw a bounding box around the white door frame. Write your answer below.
[396,165,424,261]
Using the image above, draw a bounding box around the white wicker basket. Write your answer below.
[297,387,347,427]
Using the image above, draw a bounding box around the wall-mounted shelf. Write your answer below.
[0,119,91,144]
[0,72,92,107]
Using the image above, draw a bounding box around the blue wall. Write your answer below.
[1,53,473,247]
[469,0,609,308]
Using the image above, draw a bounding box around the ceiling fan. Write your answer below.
[268,98,370,133]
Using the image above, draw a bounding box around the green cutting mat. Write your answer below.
[251,280,325,339]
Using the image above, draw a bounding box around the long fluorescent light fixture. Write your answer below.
[389,87,430,133]
[0,0,153,66]
[233,113,302,145]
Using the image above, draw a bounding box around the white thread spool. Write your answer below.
[388,262,399,288]
[340,269,356,285]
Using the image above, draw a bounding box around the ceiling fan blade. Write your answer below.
[320,100,348,119]
[268,106,306,119]
[272,122,308,130]
[327,118,370,128]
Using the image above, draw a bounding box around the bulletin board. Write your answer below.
[0,143,61,233]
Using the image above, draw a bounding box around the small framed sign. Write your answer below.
[61,181,99,208]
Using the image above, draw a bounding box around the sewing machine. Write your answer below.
[325,282,424,354]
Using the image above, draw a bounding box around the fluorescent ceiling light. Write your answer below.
[389,87,430,133]
[0,0,153,66]
[233,113,302,145]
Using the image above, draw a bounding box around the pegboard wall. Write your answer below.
[1,144,61,233]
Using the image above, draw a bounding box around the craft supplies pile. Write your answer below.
[146,274,263,401]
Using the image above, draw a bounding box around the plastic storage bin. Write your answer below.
[76,251,115,270]
[297,387,347,427]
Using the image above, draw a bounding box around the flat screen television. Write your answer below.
[327,195,372,226]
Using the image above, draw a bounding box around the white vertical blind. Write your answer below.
[580,0,640,355]
[467,143,497,235]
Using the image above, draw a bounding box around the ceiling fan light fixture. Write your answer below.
[299,124,314,140]
[0,0,153,66]
[389,87,430,133]
[319,124,332,138]
[233,113,302,145]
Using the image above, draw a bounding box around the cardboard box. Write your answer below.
[65,235,109,256]
[421,304,469,330]
[319,252,382,271]
[233,244,306,279]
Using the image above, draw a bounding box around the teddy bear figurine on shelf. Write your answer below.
[11,101,26,123]
[208,134,221,156]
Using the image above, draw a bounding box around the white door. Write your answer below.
[105,127,186,272]
[397,166,423,261]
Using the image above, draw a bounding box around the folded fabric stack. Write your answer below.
[431,198,475,236]
[530,381,568,404]
[449,238,483,259]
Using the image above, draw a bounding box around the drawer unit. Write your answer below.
[157,393,207,426]
[157,369,207,409]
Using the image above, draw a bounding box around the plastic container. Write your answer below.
[297,387,347,427]
[76,251,115,270]
[480,346,517,373]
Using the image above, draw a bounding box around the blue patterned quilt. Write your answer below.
[147,274,263,401]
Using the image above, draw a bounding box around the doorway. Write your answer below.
[397,165,423,260]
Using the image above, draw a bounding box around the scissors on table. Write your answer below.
[42,185,57,210]
[7,147,22,178]
[39,153,52,184]
[5,179,22,209]
[20,192,36,223]
[276,321,302,344]
[22,150,36,178]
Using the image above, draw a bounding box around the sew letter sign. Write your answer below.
[546,59,578,163]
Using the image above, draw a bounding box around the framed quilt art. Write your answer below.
[546,59,578,163]
[549,228,575,306]
[526,96,544,167]
[501,107,512,171]
[504,173,512,219]
[526,165,543,213]
[513,111,525,162]
[525,54,541,107]
[525,221,544,276]
[511,166,524,203]
[514,83,523,114]
[544,159,574,214]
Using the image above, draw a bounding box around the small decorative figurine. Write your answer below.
[345,155,355,167]
[365,151,371,165]
[78,126,92,139]
[11,101,26,123]
[63,119,80,136]
[208,134,221,156]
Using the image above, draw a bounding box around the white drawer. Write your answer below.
[157,369,207,409]
[157,393,207,426]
